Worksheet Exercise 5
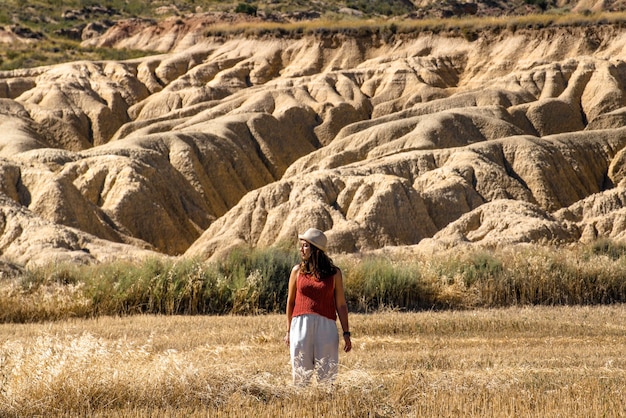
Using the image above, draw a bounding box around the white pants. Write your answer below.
[290,314,339,385]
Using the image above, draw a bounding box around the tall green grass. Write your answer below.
[342,257,433,312]
[73,247,300,317]
[1,240,626,322]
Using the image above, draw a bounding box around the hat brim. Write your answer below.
[298,235,326,253]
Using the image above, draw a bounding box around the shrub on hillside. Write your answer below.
[235,2,258,16]
[346,0,415,16]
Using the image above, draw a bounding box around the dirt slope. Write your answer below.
[3,19,626,265]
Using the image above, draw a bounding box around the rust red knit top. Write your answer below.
[292,271,336,321]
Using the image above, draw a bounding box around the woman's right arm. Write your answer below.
[284,265,299,346]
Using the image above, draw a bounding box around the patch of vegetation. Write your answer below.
[343,256,433,312]
[525,0,551,11]
[2,1,626,70]
[0,40,154,71]
[2,240,626,322]
[235,2,258,16]
[346,0,415,16]
[589,237,626,260]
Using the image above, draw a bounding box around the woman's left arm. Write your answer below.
[334,268,352,353]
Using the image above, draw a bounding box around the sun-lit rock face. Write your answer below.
[3,20,626,266]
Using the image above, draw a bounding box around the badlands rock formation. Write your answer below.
[3,19,626,265]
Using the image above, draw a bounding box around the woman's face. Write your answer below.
[299,239,311,260]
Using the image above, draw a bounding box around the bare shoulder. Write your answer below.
[291,264,300,273]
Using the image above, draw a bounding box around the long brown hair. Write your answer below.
[300,244,337,279]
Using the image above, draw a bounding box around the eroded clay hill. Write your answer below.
[3,22,626,266]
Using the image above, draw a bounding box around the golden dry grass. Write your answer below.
[202,10,626,38]
[0,306,624,417]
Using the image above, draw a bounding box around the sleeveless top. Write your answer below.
[292,270,337,321]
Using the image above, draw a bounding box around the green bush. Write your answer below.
[217,245,299,313]
[343,256,434,312]
[234,2,257,16]
[525,0,549,11]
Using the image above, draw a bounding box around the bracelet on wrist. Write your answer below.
[343,331,351,337]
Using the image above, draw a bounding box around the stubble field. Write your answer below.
[0,305,624,417]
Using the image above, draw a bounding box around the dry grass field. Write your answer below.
[0,306,624,417]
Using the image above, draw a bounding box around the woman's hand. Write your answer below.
[343,334,352,352]
[284,331,290,346]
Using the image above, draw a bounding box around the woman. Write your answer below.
[284,228,352,385]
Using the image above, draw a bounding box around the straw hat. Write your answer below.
[298,228,328,253]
